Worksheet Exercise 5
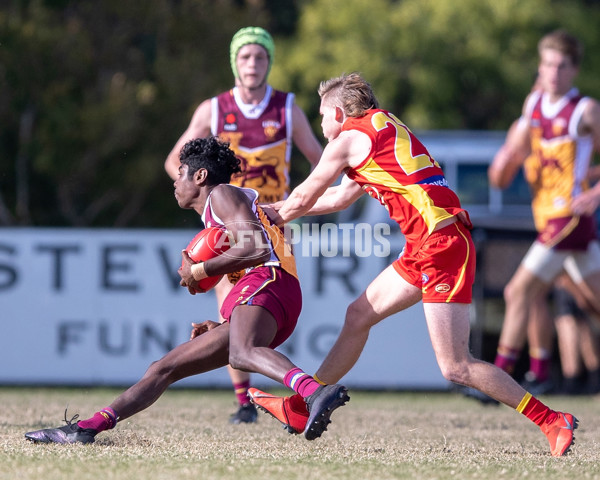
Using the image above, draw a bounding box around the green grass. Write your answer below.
[2,387,599,480]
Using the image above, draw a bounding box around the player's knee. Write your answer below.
[146,358,177,381]
[503,281,516,303]
[228,355,245,371]
[344,301,376,331]
[504,279,526,305]
[228,347,251,371]
[438,361,469,384]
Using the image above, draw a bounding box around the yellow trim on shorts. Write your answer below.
[238,266,277,306]
[543,216,580,249]
[516,392,532,413]
[446,222,470,303]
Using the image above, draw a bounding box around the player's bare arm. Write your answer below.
[265,200,284,211]
[291,103,323,168]
[164,99,213,180]
[580,97,600,147]
[278,130,370,223]
[203,185,272,275]
[570,99,600,215]
[258,203,284,226]
[488,115,531,189]
[304,175,364,216]
[265,178,362,218]
[588,164,600,183]
[178,186,271,290]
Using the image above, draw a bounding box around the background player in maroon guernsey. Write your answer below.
[488,30,600,395]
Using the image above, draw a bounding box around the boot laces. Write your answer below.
[63,407,80,426]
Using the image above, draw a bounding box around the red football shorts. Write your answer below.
[220,266,302,348]
[392,221,475,303]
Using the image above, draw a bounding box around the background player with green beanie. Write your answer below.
[229,26,275,80]
[165,26,323,424]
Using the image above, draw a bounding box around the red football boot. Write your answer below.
[248,388,308,434]
[540,412,578,456]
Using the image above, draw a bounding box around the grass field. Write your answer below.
[2,387,599,480]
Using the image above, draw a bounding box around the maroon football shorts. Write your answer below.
[220,266,302,348]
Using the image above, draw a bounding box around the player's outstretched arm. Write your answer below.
[305,176,364,216]
[291,102,323,169]
[278,130,369,223]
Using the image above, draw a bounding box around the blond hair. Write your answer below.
[318,73,379,118]
[538,30,583,67]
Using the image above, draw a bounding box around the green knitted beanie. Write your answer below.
[230,26,275,79]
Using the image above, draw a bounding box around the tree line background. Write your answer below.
[1,0,599,228]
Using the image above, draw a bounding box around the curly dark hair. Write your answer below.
[179,136,242,185]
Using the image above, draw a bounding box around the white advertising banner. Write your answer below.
[0,226,448,390]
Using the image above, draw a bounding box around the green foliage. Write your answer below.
[271,0,600,131]
[0,0,274,226]
[1,0,599,226]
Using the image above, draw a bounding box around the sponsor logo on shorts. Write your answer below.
[435,283,451,293]
[421,273,429,284]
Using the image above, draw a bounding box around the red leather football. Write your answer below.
[183,227,231,292]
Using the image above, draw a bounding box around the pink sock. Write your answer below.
[77,407,118,432]
[233,380,251,406]
[494,345,520,374]
[529,356,551,382]
[283,368,320,398]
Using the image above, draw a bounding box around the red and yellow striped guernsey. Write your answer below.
[343,109,468,249]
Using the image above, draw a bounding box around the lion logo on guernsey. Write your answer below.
[435,283,451,293]
[263,120,280,140]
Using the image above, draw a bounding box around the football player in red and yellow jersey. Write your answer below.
[250,72,577,457]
